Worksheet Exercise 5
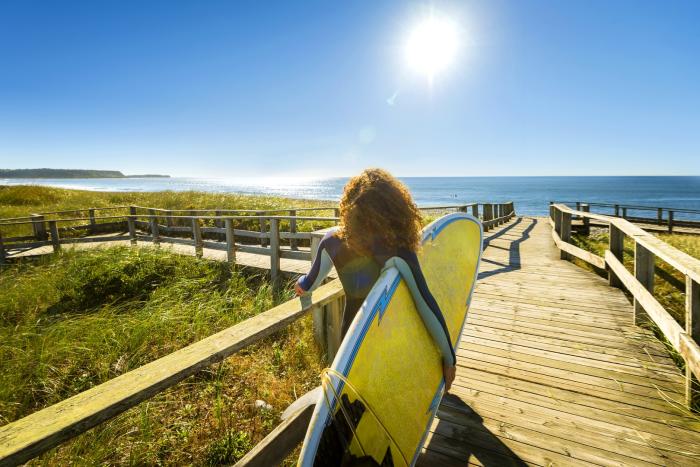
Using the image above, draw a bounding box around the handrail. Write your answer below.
[552,200,700,215]
[549,203,700,408]
[0,280,345,466]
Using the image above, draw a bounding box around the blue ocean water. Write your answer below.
[2,176,699,218]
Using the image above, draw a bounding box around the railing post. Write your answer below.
[471,204,479,219]
[258,212,268,247]
[225,218,236,264]
[0,230,6,265]
[129,206,137,216]
[30,214,47,241]
[166,210,174,228]
[575,202,581,212]
[608,224,624,288]
[89,208,96,233]
[614,204,620,217]
[686,276,700,409]
[289,210,298,251]
[150,213,160,246]
[657,208,663,226]
[581,204,590,236]
[554,207,562,236]
[269,218,280,285]
[634,242,654,325]
[325,296,344,363]
[668,210,674,233]
[192,218,203,258]
[560,211,571,260]
[49,220,61,253]
[622,207,627,219]
[128,216,137,246]
[483,204,493,232]
[312,304,327,358]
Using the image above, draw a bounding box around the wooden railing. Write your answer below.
[0,201,519,465]
[549,203,700,408]
[0,280,346,466]
[551,200,700,233]
[0,202,516,269]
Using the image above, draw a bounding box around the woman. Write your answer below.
[295,168,456,391]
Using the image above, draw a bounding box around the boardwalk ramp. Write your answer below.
[418,217,700,466]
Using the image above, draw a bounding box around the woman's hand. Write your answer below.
[294,281,306,297]
[443,364,456,393]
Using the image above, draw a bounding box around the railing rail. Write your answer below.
[549,203,700,408]
[551,200,700,233]
[0,203,517,273]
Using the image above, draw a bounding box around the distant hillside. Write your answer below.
[0,169,169,179]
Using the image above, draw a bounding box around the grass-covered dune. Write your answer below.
[0,185,336,220]
[0,186,338,464]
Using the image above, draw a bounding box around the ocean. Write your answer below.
[2,176,699,219]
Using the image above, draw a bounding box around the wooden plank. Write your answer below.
[686,276,700,406]
[634,242,655,325]
[0,280,345,466]
[48,221,60,253]
[225,218,236,264]
[269,218,280,284]
[551,230,605,269]
[605,251,684,351]
[234,404,314,467]
[437,394,698,465]
[447,380,700,445]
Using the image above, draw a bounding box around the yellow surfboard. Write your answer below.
[299,213,483,466]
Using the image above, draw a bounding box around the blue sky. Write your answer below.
[0,1,698,177]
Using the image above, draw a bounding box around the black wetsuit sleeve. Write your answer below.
[401,249,457,366]
[298,232,338,292]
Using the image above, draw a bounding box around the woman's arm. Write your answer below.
[296,230,339,295]
[384,253,457,390]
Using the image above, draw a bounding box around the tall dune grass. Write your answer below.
[0,247,322,464]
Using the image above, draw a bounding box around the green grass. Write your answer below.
[0,247,323,464]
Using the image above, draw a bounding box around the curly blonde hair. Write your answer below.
[338,168,423,254]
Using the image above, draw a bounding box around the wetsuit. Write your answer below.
[297,228,456,366]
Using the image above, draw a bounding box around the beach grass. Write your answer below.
[0,246,322,465]
[0,185,338,239]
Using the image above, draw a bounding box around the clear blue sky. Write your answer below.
[1,1,698,177]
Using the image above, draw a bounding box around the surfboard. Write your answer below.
[298,213,483,466]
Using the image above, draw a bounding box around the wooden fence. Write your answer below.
[549,203,700,408]
[0,202,516,275]
[551,200,700,233]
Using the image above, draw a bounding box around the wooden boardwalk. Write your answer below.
[418,217,700,466]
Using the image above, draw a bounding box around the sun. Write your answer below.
[404,13,459,79]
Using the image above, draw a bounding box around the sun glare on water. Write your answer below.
[404,13,459,80]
